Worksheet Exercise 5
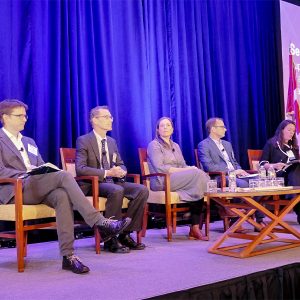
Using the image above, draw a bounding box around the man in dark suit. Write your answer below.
[0,99,131,274]
[198,117,265,225]
[76,106,148,253]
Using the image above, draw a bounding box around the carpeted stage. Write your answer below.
[1,213,300,300]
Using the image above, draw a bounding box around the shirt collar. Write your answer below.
[93,130,106,142]
[210,136,222,146]
[2,127,23,142]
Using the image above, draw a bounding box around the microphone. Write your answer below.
[172,148,175,152]
[19,147,24,152]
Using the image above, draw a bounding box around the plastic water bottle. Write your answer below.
[228,170,237,192]
[258,165,267,179]
[268,165,276,180]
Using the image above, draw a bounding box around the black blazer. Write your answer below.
[260,139,299,164]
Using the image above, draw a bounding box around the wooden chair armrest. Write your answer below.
[0,178,20,184]
[126,173,140,184]
[207,171,226,188]
[0,178,24,221]
[142,173,167,179]
[141,173,172,205]
[74,175,99,209]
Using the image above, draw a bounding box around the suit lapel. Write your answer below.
[0,129,24,163]
[88,132,101,165]
[223,142,233,162]
[208,137,226,162]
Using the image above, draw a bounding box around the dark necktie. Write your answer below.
[101,139,113,183]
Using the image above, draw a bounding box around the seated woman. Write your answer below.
[260,119,300,223]
[147,117,210,240]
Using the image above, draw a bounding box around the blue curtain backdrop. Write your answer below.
[0,0,283,173]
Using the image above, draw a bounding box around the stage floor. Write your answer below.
[1,213,300,300]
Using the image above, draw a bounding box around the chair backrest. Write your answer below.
[138,148,150,187]
[60,148,76,177]
[194,149,204,169]
[247,149,263,170]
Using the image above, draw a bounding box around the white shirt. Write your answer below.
[211,137,234,171]
[93,130,110,177]
[2,128,32,171]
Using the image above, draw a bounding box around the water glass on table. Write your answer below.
[249,179,259,189]
[274,177,284,187]
[207,179,218,193]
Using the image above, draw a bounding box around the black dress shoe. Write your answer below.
[62,255,90,274]
[118,234,145,250]
[104,237,130,253]
[97,217,131,243]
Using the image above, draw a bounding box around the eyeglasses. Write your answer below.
[95,115,114,121]
[213,125,226,129]
[9,114,28,120]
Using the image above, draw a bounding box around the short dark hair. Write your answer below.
[206,117,223,134]
[0,99,28,125]
[89,105,110,125]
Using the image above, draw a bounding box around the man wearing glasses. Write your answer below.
[0,99,131,274]
[76,106,148,253]
[198,117,265,227]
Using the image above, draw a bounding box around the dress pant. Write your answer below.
[97,181,148,232]
[14,171,103,256]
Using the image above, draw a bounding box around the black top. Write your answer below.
[260,139,299,165]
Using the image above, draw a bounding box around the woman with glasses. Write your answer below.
[260,119,300,223]
[147,117,210,240]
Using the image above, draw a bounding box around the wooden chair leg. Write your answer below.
[94,227,101,254]
[16,225,25,272]
[141,203,149,237]
[166,204,172,241]
[23,231,28,257]
[136,230,142,244]
[172,208,177,233]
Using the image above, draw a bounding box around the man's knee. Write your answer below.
[108,184,125,198]
[45,188,69,207]
[138,185,149,200]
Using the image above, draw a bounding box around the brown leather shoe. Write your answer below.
[218,206,238,218]
[188,225,208,241]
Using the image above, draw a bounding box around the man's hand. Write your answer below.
[106,166,127,178]
[269,162,286,171]
[235,169,249,177]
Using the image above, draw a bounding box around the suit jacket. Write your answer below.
[75,131,126,184]
[0,128,44,204]
[261,139,299,164]
[197,137,241,172]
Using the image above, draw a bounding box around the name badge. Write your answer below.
[28,144,38,156]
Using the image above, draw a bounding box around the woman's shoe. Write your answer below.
[188,225,208,241]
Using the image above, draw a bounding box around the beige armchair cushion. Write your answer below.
[0,204,56,221]
[147,190,184,204]
[85,196,129,211]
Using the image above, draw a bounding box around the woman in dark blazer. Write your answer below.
[260,119,300,223]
